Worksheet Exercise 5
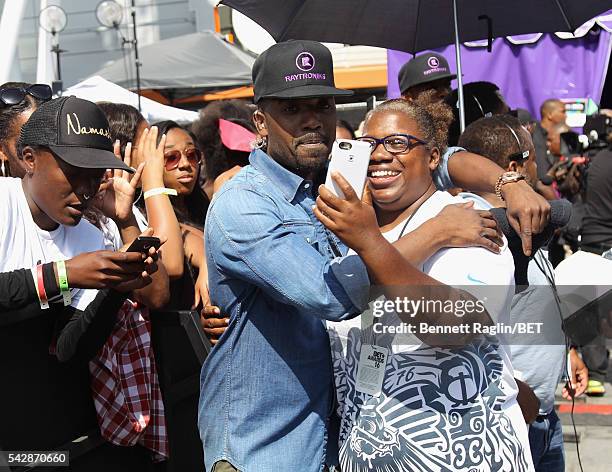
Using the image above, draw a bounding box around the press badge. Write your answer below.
[355,344,388,397]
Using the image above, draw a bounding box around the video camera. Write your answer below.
[583,113,612,149]
[556,114,611,186]
[560,114,612,158]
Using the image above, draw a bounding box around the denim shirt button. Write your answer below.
[304,183,311,189]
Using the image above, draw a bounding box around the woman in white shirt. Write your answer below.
[318,99,534,472]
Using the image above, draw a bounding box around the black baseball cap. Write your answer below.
[252,40,353,103]
[398,52,457,94]
[19,96,133,172]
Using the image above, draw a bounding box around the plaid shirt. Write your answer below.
[89,300,168,461]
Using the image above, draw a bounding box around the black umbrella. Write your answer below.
[221,0,612,130]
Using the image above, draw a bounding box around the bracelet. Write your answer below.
[56,260,71,306]
[36,264,50,309]
[144,187,178,200]
[30,266,46,309]
[494,171,525,201]
[494,175,504,201]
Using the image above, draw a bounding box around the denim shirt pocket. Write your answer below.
[282,219,318,248]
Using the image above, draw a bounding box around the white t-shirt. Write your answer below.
[327,191,534,472]
[0,177,105,310]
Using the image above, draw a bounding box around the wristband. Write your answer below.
[36,264,50,309]
[144,187,178,200]
[56,260,71,306]
[42,262,61,299]
[30,266,47,309]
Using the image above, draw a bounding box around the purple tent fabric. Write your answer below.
[387,32,612,120]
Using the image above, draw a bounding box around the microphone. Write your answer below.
[490,199,572,251]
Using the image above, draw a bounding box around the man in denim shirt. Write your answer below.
[199,40,553,472]
[199,41,373,472]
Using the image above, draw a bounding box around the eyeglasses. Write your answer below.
[163,147,202,171]
[357,134,428,154]
[0,84,53,107]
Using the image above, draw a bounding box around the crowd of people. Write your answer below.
[1,38,611,472]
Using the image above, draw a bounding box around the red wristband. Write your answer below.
[37,263,49,309]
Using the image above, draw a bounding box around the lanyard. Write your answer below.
[363,193,434,347]
[394,193,433,241]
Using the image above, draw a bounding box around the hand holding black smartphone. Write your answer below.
[126,236,162,254]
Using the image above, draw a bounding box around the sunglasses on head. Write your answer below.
[0,84,53,107]
[163,147,202,171]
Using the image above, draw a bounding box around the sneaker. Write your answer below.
[586,380,606,397]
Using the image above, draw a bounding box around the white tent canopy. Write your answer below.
[64,76,199,124]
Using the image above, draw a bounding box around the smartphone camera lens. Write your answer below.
[339,141,352,151]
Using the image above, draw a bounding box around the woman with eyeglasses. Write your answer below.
[318,99,534,472]
[0,82,53,177]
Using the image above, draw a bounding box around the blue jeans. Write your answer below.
[528,409,565,472]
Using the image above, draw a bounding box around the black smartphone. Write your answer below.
[126,236,161,254]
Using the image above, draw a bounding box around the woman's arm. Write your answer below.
[392,202,503,267]
[181,224,205,269]
[138,127,185,279]
[315,175,492,347]
[180,224,211,309]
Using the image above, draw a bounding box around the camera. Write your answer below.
[583,114,612,148]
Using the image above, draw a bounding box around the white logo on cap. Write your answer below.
[66,113,112,140]
[427,56,440,68]
[296,52,315,72]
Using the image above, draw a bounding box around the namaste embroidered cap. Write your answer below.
[252,40,353,103]
[19,96,133,172]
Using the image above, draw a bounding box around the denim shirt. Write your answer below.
[198,149,371,472]
[435,145,464,190]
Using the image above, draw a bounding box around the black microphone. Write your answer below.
[490,199,572,251]
[490,199,572,287]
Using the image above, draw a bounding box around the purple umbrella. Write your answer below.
[220,0,612,130]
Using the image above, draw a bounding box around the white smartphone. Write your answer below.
[325,139,371,199]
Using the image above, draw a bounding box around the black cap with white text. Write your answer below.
[19,96,133,172]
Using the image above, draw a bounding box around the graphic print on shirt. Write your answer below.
[332,332,531,472]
